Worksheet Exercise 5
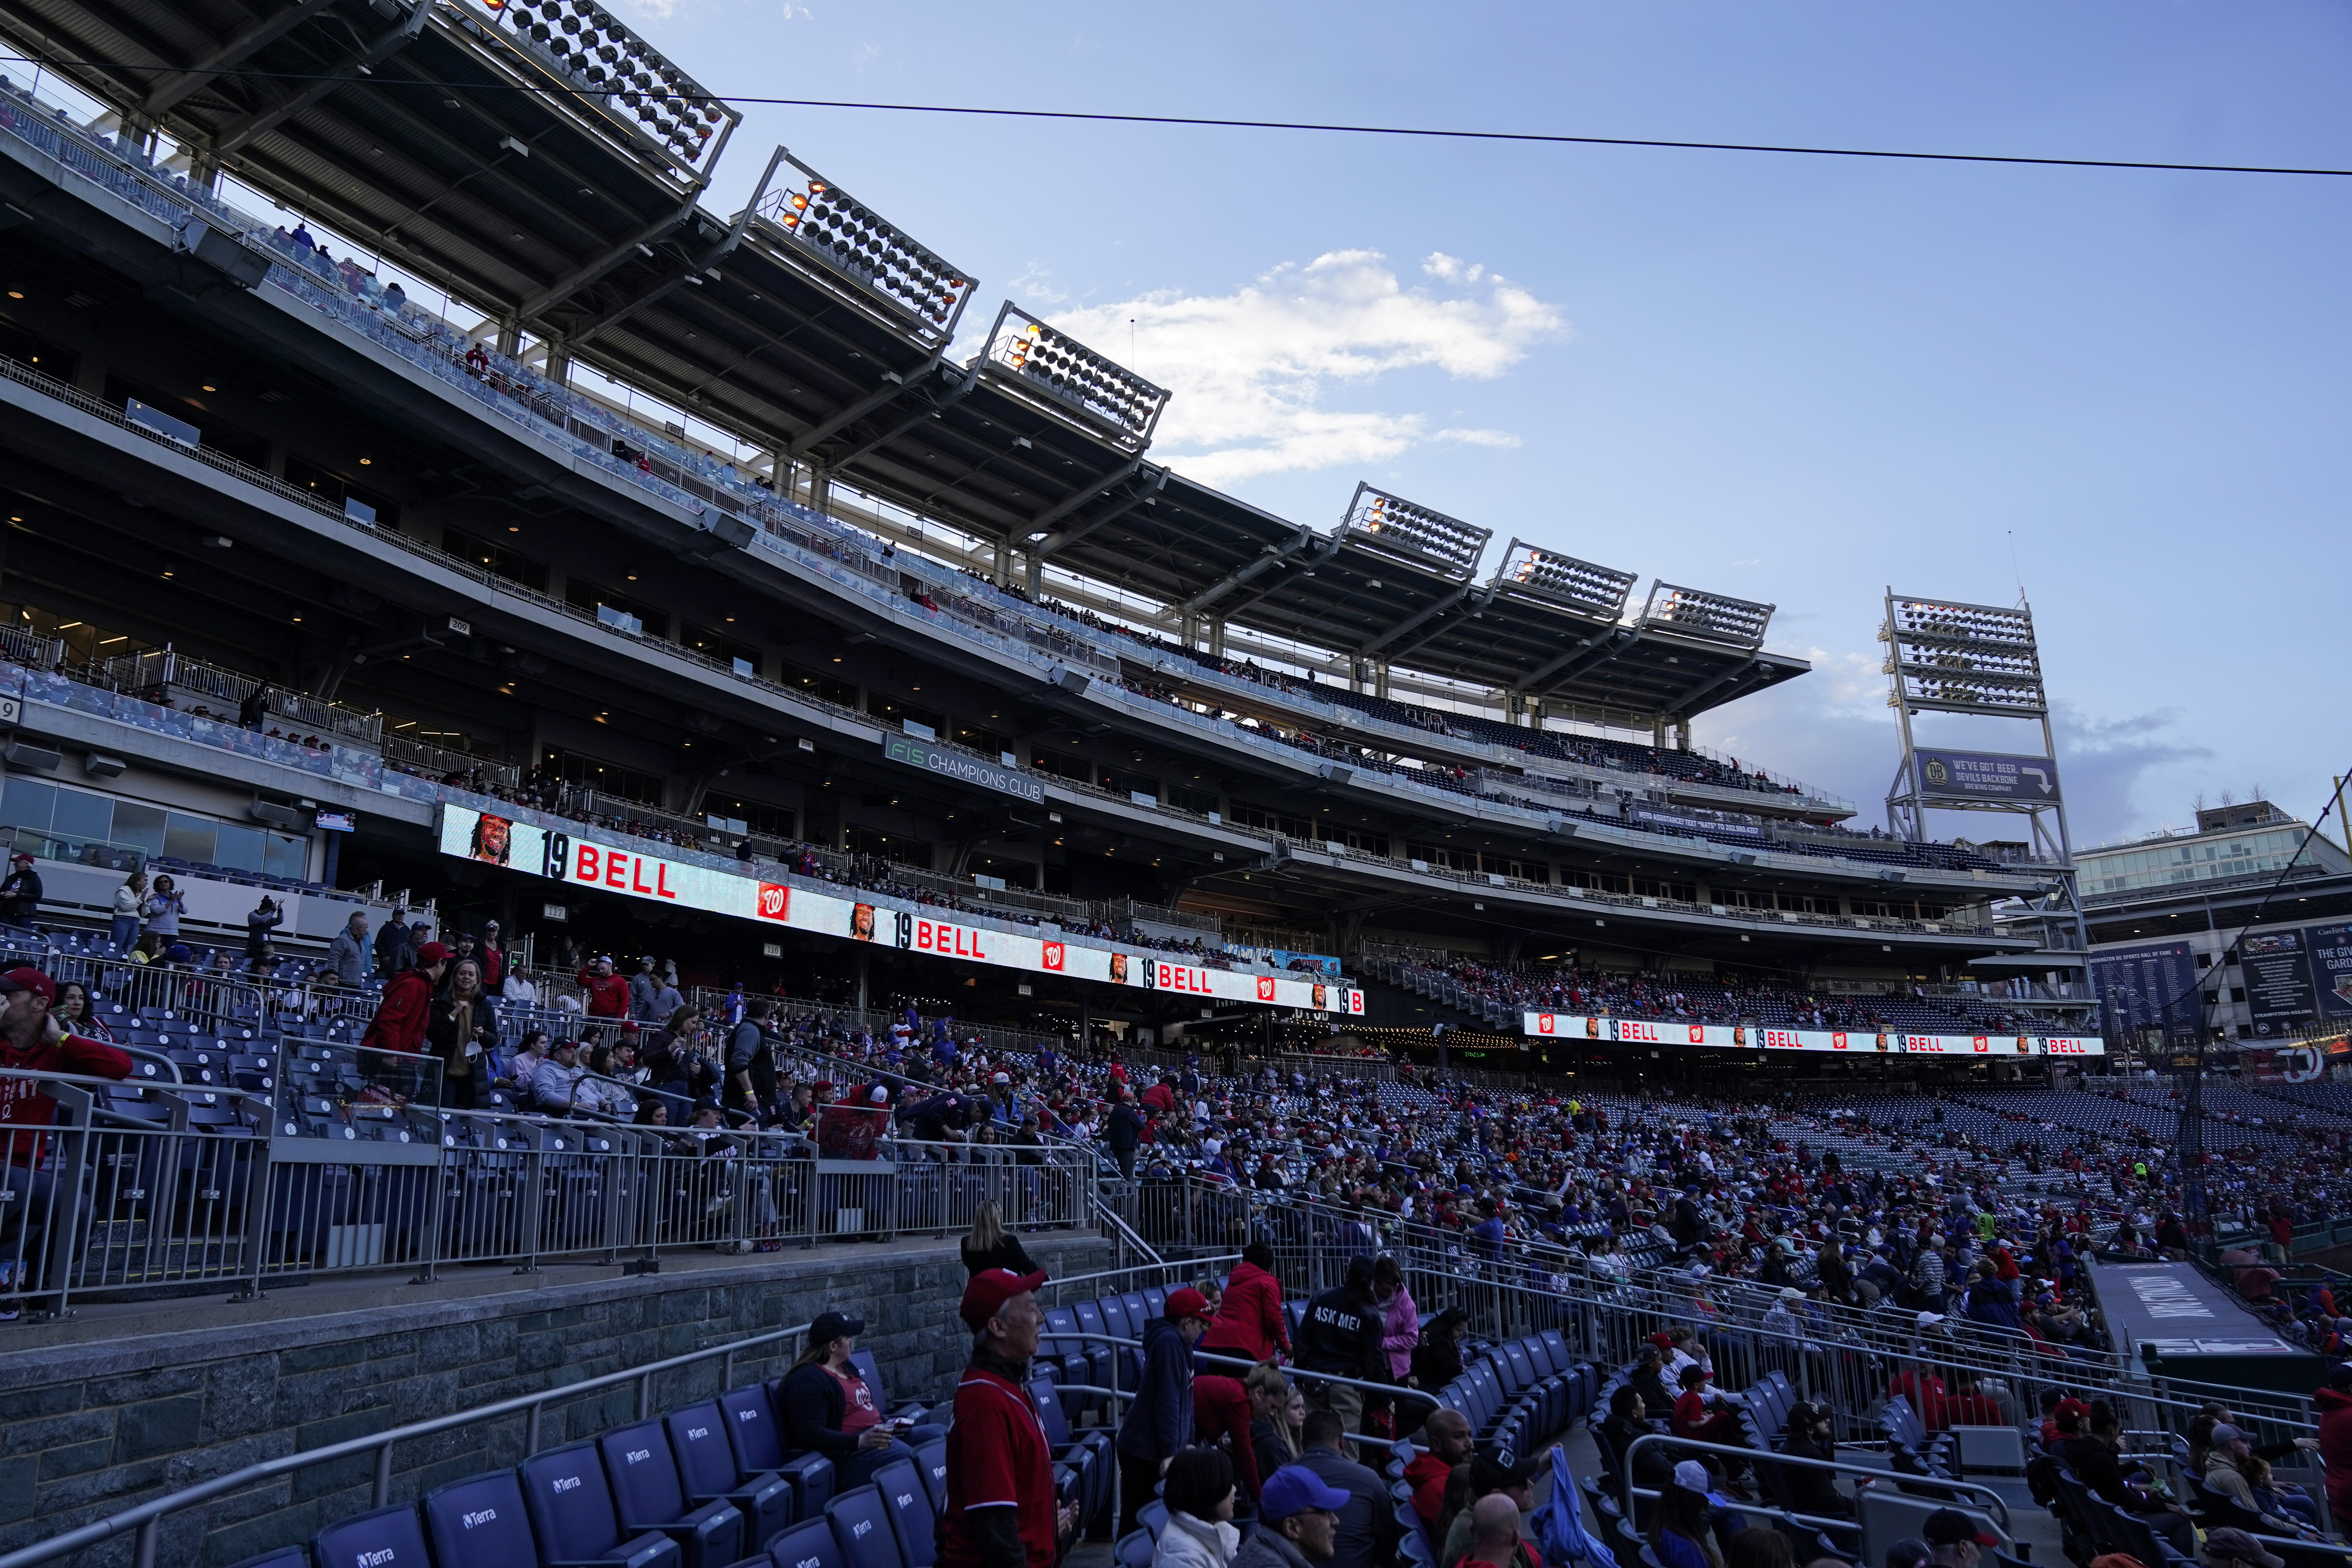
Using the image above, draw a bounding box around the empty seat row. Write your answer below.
[230,1381,949,1568]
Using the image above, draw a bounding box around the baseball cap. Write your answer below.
[2211,1423,2249,1446]
[1164,1287,1215,1323]
[2054,1397,2089,1424]
[1916,1311,1945,1327]
[869,1085,889,1105]
[1257,1464,1348,1523]
[415,941,452,965]
[808,1310,864,1345]
[1470,1441,1544,1492]
[1922,1509,1997,1548]
[1671,1459,1711,1494]
[0,967,54,1003]
[1778,1287,1805,1302]
[959,1267,1047,1330]
[2203,1531,2286,1568]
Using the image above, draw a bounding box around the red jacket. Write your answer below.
[2317,1387,2352,1517]
[578,967,630,1018]
[1405,1450,1452,1523]
[1192,1374,1265,1498]
[362,968,435,1057]
[0,1028,132,1165]
[1199,1259,1289,1361]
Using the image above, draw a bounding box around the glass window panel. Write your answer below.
[164,813,218,865]
[263,833,307,880]
[214,824,266,874]
[111,801,166,856]
[50,788,113,843]
[0,780,55,833]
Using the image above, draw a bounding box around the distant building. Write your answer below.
[2080,802,2352,1042]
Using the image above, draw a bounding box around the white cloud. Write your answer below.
[1049,250,1566,487]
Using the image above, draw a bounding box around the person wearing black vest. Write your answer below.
[726,998,776,1115]
[1295,1254,1383,1434]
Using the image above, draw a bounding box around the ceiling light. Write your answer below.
[358,457,372,466]
[201,384,217,392]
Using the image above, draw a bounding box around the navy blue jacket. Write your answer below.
[1116,1316,1194,1463]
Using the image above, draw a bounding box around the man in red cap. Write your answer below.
[1116,1286,1215,1535]
[944,1266,1073,1568]
[361,941,450,1057]
[0,967,130,1301]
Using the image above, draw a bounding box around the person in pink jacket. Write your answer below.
[1376,1254,1418,1378]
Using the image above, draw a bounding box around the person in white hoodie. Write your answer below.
[1153,1447,1242,1568]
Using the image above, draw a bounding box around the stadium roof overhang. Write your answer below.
[0,0,988,453]
[0,0,1809,726]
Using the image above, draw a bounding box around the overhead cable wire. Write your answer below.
[7,54,2352,178]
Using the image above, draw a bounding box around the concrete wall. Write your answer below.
[0,1236,1109,1566]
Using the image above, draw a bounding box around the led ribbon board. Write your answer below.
[1520,1012,2102,1056]
[441,804,1362,1014]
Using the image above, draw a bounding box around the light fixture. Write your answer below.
[358,457,372,466]
[1344,483,1491,576]
[201,384,217,392]
[983,303,1169,448]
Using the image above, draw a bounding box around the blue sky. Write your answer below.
[635,1,2350,846]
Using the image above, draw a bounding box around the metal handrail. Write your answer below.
[1621,1432,2014,1531]
[0,1318,819,1568]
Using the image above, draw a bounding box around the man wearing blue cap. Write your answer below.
[1232,1464,1346,1568]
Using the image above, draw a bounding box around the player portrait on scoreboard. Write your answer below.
[469,812,512,866]
[1110,952,1129,984]
[850,902,877,942]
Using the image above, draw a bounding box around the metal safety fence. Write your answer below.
[0,1068,1093,1316]
[1105,1172,2320,1454]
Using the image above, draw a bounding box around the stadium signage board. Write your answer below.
[1913,749,2060,803]
[439,804,1361,1014]
[1521,1010,2100,1056]
[879,735,1045,804]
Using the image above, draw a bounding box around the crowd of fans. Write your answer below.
[1408,957,2092,1040]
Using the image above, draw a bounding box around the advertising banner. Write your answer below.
[879,735,1044,804]
[1914,750,2061,803]
[2241,929,2318,1033]
[1519,1012,2101,1056]
[2308,924,2352,1022]
[439,804,1361,1015]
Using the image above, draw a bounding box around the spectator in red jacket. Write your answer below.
[577,955,630,1020]
[0,966,132,1306]
[2316,1364,2352,1534]
[1140,1073,1178,1116]
[1405,1408,1473,1523]
[362,942,450,1057]
[1200,1241,1290,1364]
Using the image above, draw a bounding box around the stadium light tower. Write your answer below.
[1878,590,2089,956]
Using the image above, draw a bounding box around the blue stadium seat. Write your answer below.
[422,1471,560,1568]
[822,1485,900,1568]
[665,1400,796,1550]
[912,1439,947,1517]
[764,1517,847,1568]
[517,1442,691,1567]
[596,1420,747,1567]
[312,1503,432,1568]
[721,1385,789,1474]
[868,1456,936,1568]
[226,1550,311,1568]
